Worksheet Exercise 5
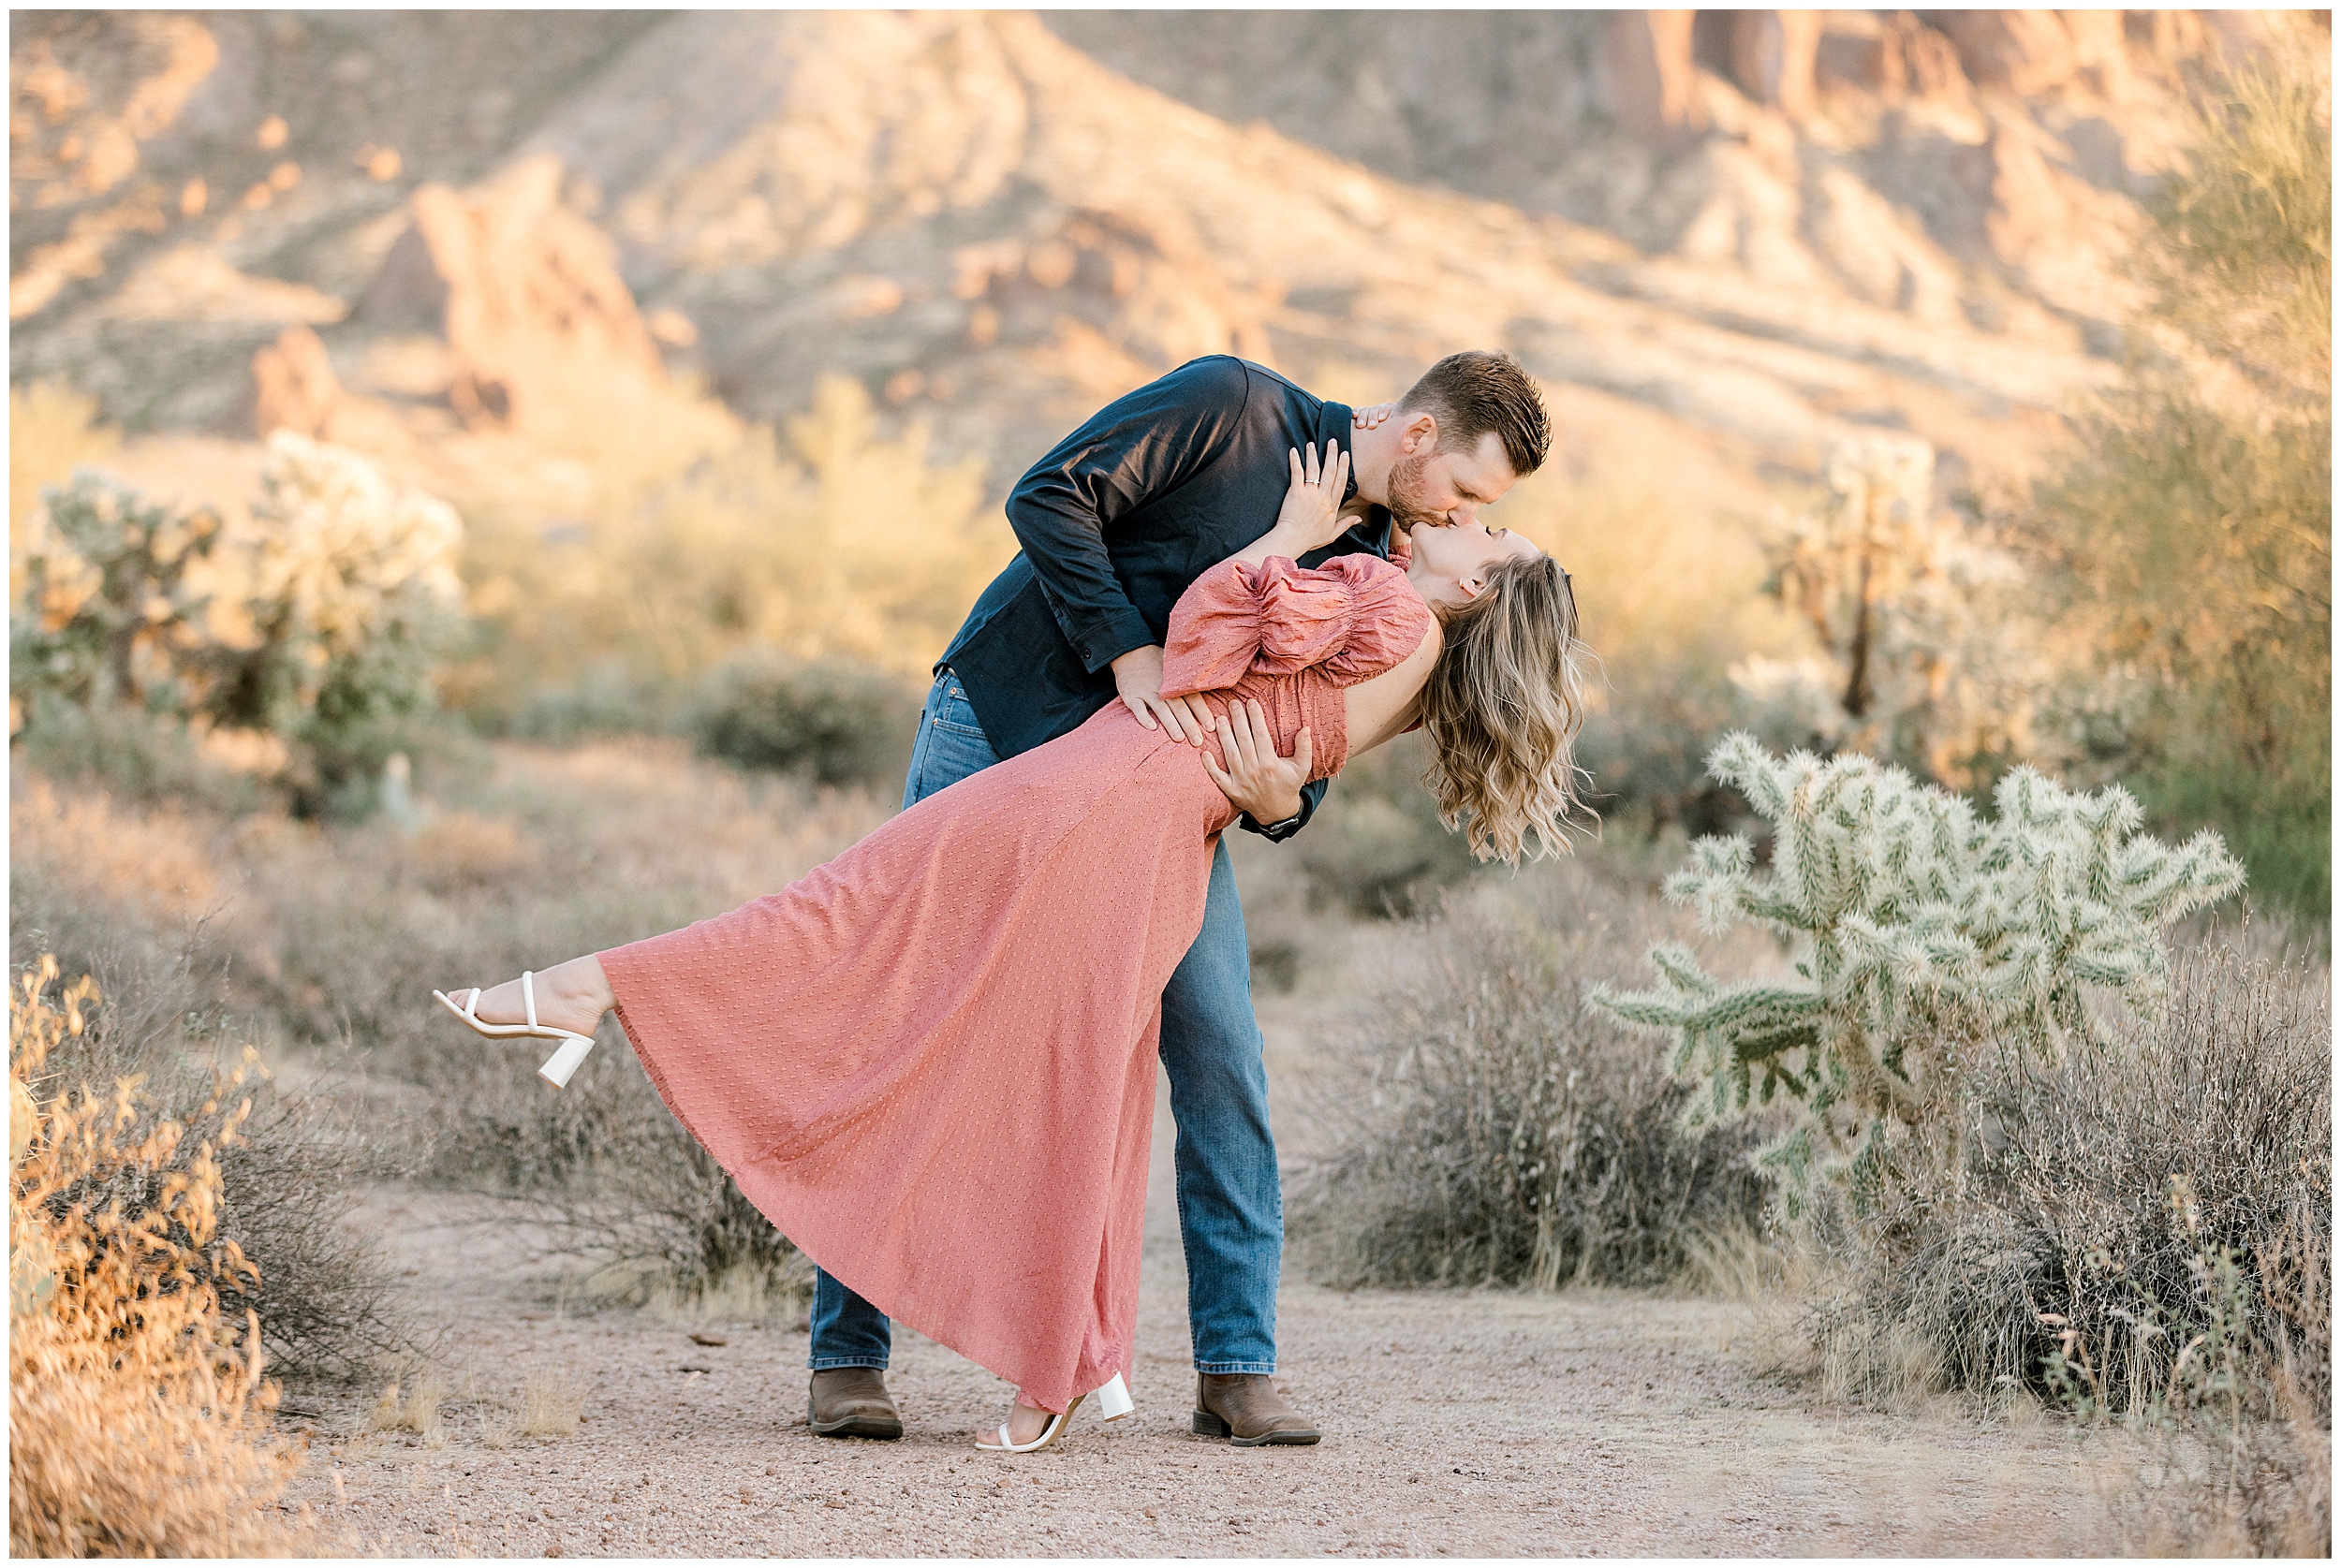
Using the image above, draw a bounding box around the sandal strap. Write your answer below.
[523,971,539,1030]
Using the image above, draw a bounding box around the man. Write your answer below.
[807,350,1551,1445]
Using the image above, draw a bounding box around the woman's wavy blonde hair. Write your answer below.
[1417,551,1590,863]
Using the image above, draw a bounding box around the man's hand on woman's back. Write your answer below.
[1200,699,1311,827]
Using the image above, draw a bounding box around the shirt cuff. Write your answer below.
[1075,607,1160,674]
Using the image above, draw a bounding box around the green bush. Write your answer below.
[686,650,919,790]
[2032,44,2330,916]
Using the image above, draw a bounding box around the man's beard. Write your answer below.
[1383,450,1443,531]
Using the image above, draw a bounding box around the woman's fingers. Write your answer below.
[1288,447,1303,489]
[1303,440,1320,487]
[1225,707,1259,775]
[1147,693,1192,744]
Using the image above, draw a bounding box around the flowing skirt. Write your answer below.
[599,700,1236,1411]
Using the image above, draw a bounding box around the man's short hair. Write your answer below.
[1397,351,1551,478]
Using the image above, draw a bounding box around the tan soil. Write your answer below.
[279,1051,2118,1558]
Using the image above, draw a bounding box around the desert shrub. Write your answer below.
[687,649,920,789]
[11,773,422,1381]
[1286,732,1482,916]
[438,1042,809,1319]
[1594,736,2245,1214]
[2029,42,2331,916]
[6,931,420,1382]
[13,693,270,817]
[459,374,1009,725]
[1291,864,1772,1290]
[2079,1193,2331,1556]
[1807,939,2327,1404]
[10,957,311,1556]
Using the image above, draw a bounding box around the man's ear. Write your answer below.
[1401,411,1439,454]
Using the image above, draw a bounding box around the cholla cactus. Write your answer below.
[9,474,225,715]
[1592,734,2245,1209]
[225,431,465,724]
[12,435,466,810]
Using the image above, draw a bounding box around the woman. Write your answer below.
[435,444,1587,1451]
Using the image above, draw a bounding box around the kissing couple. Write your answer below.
[436,350,1588,1454]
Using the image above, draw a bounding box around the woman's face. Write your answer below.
[1405,515,1541,608]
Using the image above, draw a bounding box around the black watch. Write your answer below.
[1255,810,1304,842]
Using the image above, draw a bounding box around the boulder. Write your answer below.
[1602,10,1706,146]
[248,325,339,438]
[1730,11,1821,119]
[354,156,666,433]
[1923,10,2081,96]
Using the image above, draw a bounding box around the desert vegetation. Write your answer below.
[10,958,311,1555]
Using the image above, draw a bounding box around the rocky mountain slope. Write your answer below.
[8,10,2314,525]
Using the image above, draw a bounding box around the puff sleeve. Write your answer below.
[1162,555,1432,696]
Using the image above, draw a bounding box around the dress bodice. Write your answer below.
[1159,554,1433,782]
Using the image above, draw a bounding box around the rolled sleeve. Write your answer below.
[1070,604,1160,676]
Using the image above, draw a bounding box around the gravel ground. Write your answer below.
[277,1062,2120,1558]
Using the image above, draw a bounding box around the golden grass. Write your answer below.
[632,1255,815,1328]
[10,770,218,923]
[366,1369,450,1446]
[479,1367,586,1448]
[8,957,312,1556]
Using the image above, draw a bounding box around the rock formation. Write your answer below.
[247,324,337,438]
[7,8,2324,526]
[355,159,666,436]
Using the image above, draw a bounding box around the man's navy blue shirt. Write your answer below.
[939,355,1391,838]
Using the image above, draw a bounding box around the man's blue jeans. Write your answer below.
[806,668,1282,1376]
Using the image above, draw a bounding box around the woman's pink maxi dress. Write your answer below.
[598,554,1432,1413]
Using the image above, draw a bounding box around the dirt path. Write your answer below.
[279,1063,2118,1558]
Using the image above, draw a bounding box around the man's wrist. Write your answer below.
[1244,794,1303,828]
[1241,804,1307,842]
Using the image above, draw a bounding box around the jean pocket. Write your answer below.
[932,686,986,738]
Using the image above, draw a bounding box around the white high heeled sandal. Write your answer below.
[432,972,598,1089]
[975,1372,1134,1455]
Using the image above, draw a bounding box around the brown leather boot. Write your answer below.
[808,1368,903,1439]
[1193,1372,1320,1446]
